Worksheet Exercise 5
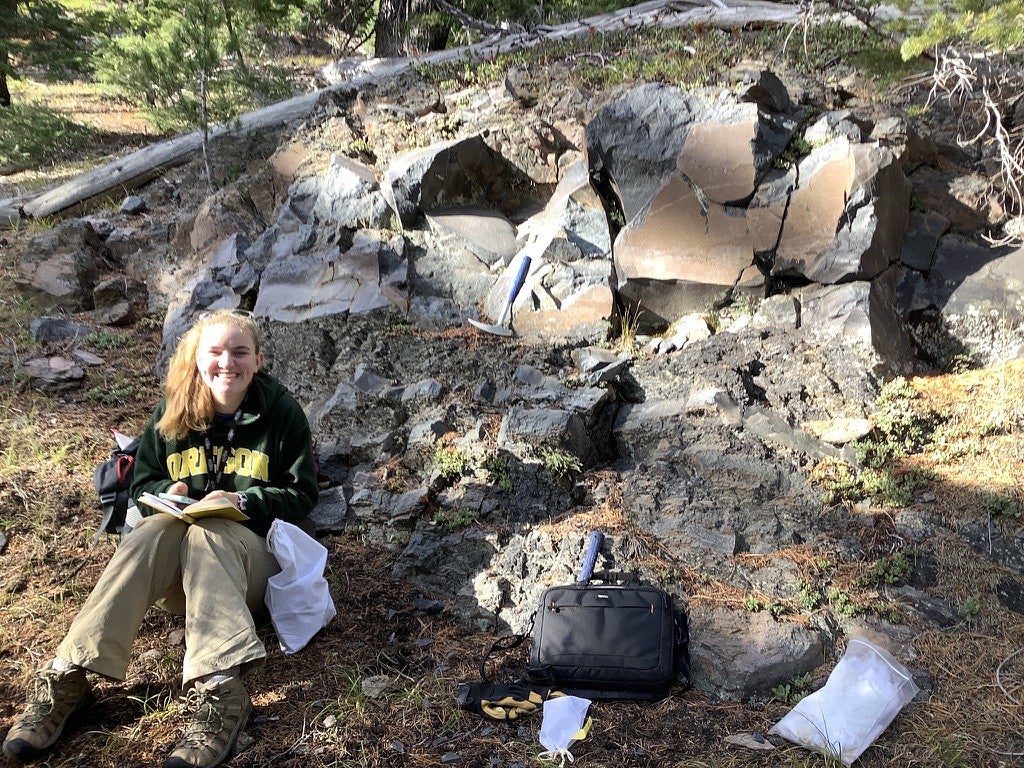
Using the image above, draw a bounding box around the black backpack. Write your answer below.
[92,435,140,541]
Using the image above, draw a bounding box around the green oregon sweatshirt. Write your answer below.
[131,371,319,536]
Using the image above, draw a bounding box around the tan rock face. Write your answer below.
[614,174,755,287]
[513,284,614,338]
[774,146,855,275]
[269,141,312,190]
[677,116,758,204]
[188,189,263,257]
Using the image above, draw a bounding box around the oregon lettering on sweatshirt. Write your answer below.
[165,446,270,482]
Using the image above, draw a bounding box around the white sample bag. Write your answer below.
[264,519,337,654]
[768,637,920,765]
[538,695,592,765]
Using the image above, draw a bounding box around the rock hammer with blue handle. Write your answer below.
[467,253,532,337]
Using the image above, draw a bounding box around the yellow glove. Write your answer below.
[455,682,563,721]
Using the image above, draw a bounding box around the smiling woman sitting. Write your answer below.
[3,309,319,768]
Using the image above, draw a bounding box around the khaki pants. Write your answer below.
[57,514,279,685]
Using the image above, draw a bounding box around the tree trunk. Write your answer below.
[374,0,443,56]
[374,0,407,57]
[1,51,11,107]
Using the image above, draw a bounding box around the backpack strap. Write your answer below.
[479,609,535,682]
[93,486,131,544]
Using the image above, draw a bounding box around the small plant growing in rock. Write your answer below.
[743,594,765,612]
[482,453,513,492]
[871,602,904,624]
[434,113,462,140]
[827,587,861,617]
[539,447,582,479]
[771,673,812,704]
[432,445,470,480]
[858,549,915,587]
[615,302,643,356]
[432,507,478,532]
[349,137,374,157]
[795,579,822,611]
[728,294,760,317]
[983,491,1022,518]
[773,134,815,169]
[961,595,981,622]
[809,456,860,505]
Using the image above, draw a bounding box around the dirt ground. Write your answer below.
[2,317,1024,768]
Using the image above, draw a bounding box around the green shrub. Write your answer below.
[860,467,935,507]
[901,1,1024,61]
[856,378,943,468]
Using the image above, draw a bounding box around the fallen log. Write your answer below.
[19,0,818,223]
[21,92,325,221]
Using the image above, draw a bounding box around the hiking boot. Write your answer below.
[163,676,252,768]
[2,663,92,760]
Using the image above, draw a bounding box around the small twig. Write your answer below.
[8,477,31,514]
[59,556,92,585]
[995,645,1024,704]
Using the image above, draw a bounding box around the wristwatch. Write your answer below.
[236,493,248,512]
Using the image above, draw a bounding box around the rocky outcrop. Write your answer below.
[585,86,916,369]
[16,220,109,310]
[14,62,1024,703]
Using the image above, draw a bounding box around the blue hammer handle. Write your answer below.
[494,254,532,326]
[578,530,604,583]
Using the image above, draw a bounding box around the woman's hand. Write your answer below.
[166,481,190,497]
[201,489,242,508]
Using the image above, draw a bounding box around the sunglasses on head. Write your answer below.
[196,308,256,321]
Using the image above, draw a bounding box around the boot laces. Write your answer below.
[21,669,65,725]
[177,686,229,746]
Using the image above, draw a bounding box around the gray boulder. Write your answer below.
[688,606,825,701]
[382,135,540,227]
[16,220,107,310]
